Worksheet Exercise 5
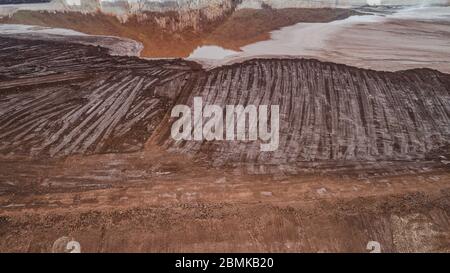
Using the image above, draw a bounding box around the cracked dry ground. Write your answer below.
[0,37,449,252]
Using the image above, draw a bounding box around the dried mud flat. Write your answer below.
[0,37,449,252]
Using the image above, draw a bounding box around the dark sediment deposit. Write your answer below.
[0,37,449,164]
[0,37,449,252]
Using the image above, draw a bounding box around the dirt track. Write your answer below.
[0,150,449,252]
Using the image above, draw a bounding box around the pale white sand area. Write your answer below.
[187,45,239,60]
[0,24,87,36]
[193,7,450,73]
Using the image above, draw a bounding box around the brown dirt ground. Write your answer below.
[0,147,448,253]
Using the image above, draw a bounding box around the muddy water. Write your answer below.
[1,4,449,72]
[0,7,358,57]
[202,7,450,73]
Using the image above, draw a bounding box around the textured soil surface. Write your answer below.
[0,37,449,252]
[1,151,449,252]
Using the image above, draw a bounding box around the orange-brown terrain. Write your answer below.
[0,35,449,253]
[0,7,358,57]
